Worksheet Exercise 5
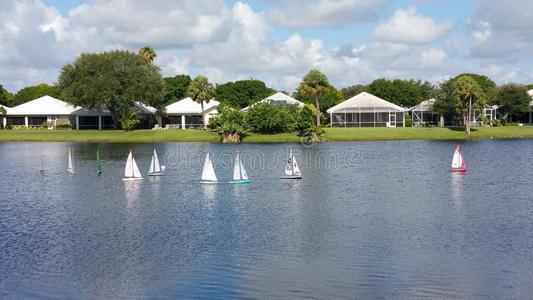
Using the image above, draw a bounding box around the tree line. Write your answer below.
[1,47,532,134]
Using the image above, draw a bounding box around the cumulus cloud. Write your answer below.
[2,0,533,94]
[267,0,386,28]
[373,7,451,44]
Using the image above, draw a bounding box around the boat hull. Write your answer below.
[450,168,466,173]
[229,180,251,184]
[122,177,143,181]
[281,175,302,179]
[200,180,218,184]
[68,170,75,174]
[148,172,164,176]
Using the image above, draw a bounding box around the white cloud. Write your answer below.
[373,7,451,44]
[472,21,491,42]
[267,0,386,28]
[420,48,447,67]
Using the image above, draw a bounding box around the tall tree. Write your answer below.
[456,73,496,103]
[215,80,275,109]
[11,83,60,106]
[138,46,157,63]
[58,50,164,128]
[367,78,422,108]
[492,83,531,122]
[0,84,13,106]
[296,69,331,126]
[187,75,216,129]
[340,84,367,100]
[156,74,192,108]
[451,75,485,134]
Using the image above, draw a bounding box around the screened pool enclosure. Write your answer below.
[327,92,405,127]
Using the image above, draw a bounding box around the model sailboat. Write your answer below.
[200,152,218,183]
[282,149,302,179]
[148,149,165,176]
[40,154,45,173]
[450,144,467,173]
[96,148,102,175]
[123,150,143,181]
[67,148,75,174]
[229,151,251,184]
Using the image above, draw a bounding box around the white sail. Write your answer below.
[124,151,142,179]
[149,149,161,174]
[284,149,293,176]
[239,159,249,180]
[292,154,301,176]
[125,151,134,177]
[132,156,142,178]
[68,148,75,173]
[233,152,242,180]
[451,147,462,169]
[201,153,217,181]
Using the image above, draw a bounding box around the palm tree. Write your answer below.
[451,75,484,134]
[187,75,216,129]
[138,46,157,63]
[297,69,330,126]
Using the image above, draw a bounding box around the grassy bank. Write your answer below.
[0,127,532,143]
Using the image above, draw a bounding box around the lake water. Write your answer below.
[1,140,533,299]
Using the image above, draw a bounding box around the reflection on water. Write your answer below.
[1,140,533,299]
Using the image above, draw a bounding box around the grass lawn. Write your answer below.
[0,126,532,143]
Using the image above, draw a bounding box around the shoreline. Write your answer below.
[0,127,533,143]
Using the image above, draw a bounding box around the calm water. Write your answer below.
[1,140,533,299]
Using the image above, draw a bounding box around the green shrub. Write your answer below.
[294,104,316,133]
[405,114,413,127]
[55,121,72,130]
[209,104,248,142]
[246,103,294,134]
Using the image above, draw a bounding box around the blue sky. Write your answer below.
[2,0,533,93]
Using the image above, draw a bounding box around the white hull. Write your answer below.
[122,177,143,181]
[200,180,218,184]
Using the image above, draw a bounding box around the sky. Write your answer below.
[1,0,533,93]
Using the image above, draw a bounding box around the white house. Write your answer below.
[164,97,219,128]
[242,92,304,111]
[528,89,533,124]
[327,92,405,127]
[4,95,158,129]
[5,95,80,129]
[409,98,440,127]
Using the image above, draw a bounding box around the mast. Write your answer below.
[97,148,102,174]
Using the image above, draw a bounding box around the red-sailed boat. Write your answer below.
[450,144,467,173]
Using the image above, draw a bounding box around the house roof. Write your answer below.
[409,98,435,112]
[165,97,219,114]
[327,92,405,113]
[242,92,304,111]
[6,95,80,116]
[74,101,157,116]
[0,104,8,110]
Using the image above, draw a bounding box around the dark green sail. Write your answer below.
[96,148,102,175]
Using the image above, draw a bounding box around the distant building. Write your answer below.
[241,92,304,112]
[327,92,405,127]
[3,95,156,129]
[528,89,533,124]
[163,97,219,129]
[409,99,440,127]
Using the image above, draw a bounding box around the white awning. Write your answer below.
[242,92,304,111]
[327,92,405,113]
[165,97,219,114]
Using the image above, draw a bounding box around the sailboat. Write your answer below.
[40,154,45,173]
[200,152,218,183]
[123,150,143,181]
[281,149,302,179]
[229,151,251,184]
[67,148,75,174]
[450,144,467,173]
[148,149,165,176]
[96,148,102,175]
